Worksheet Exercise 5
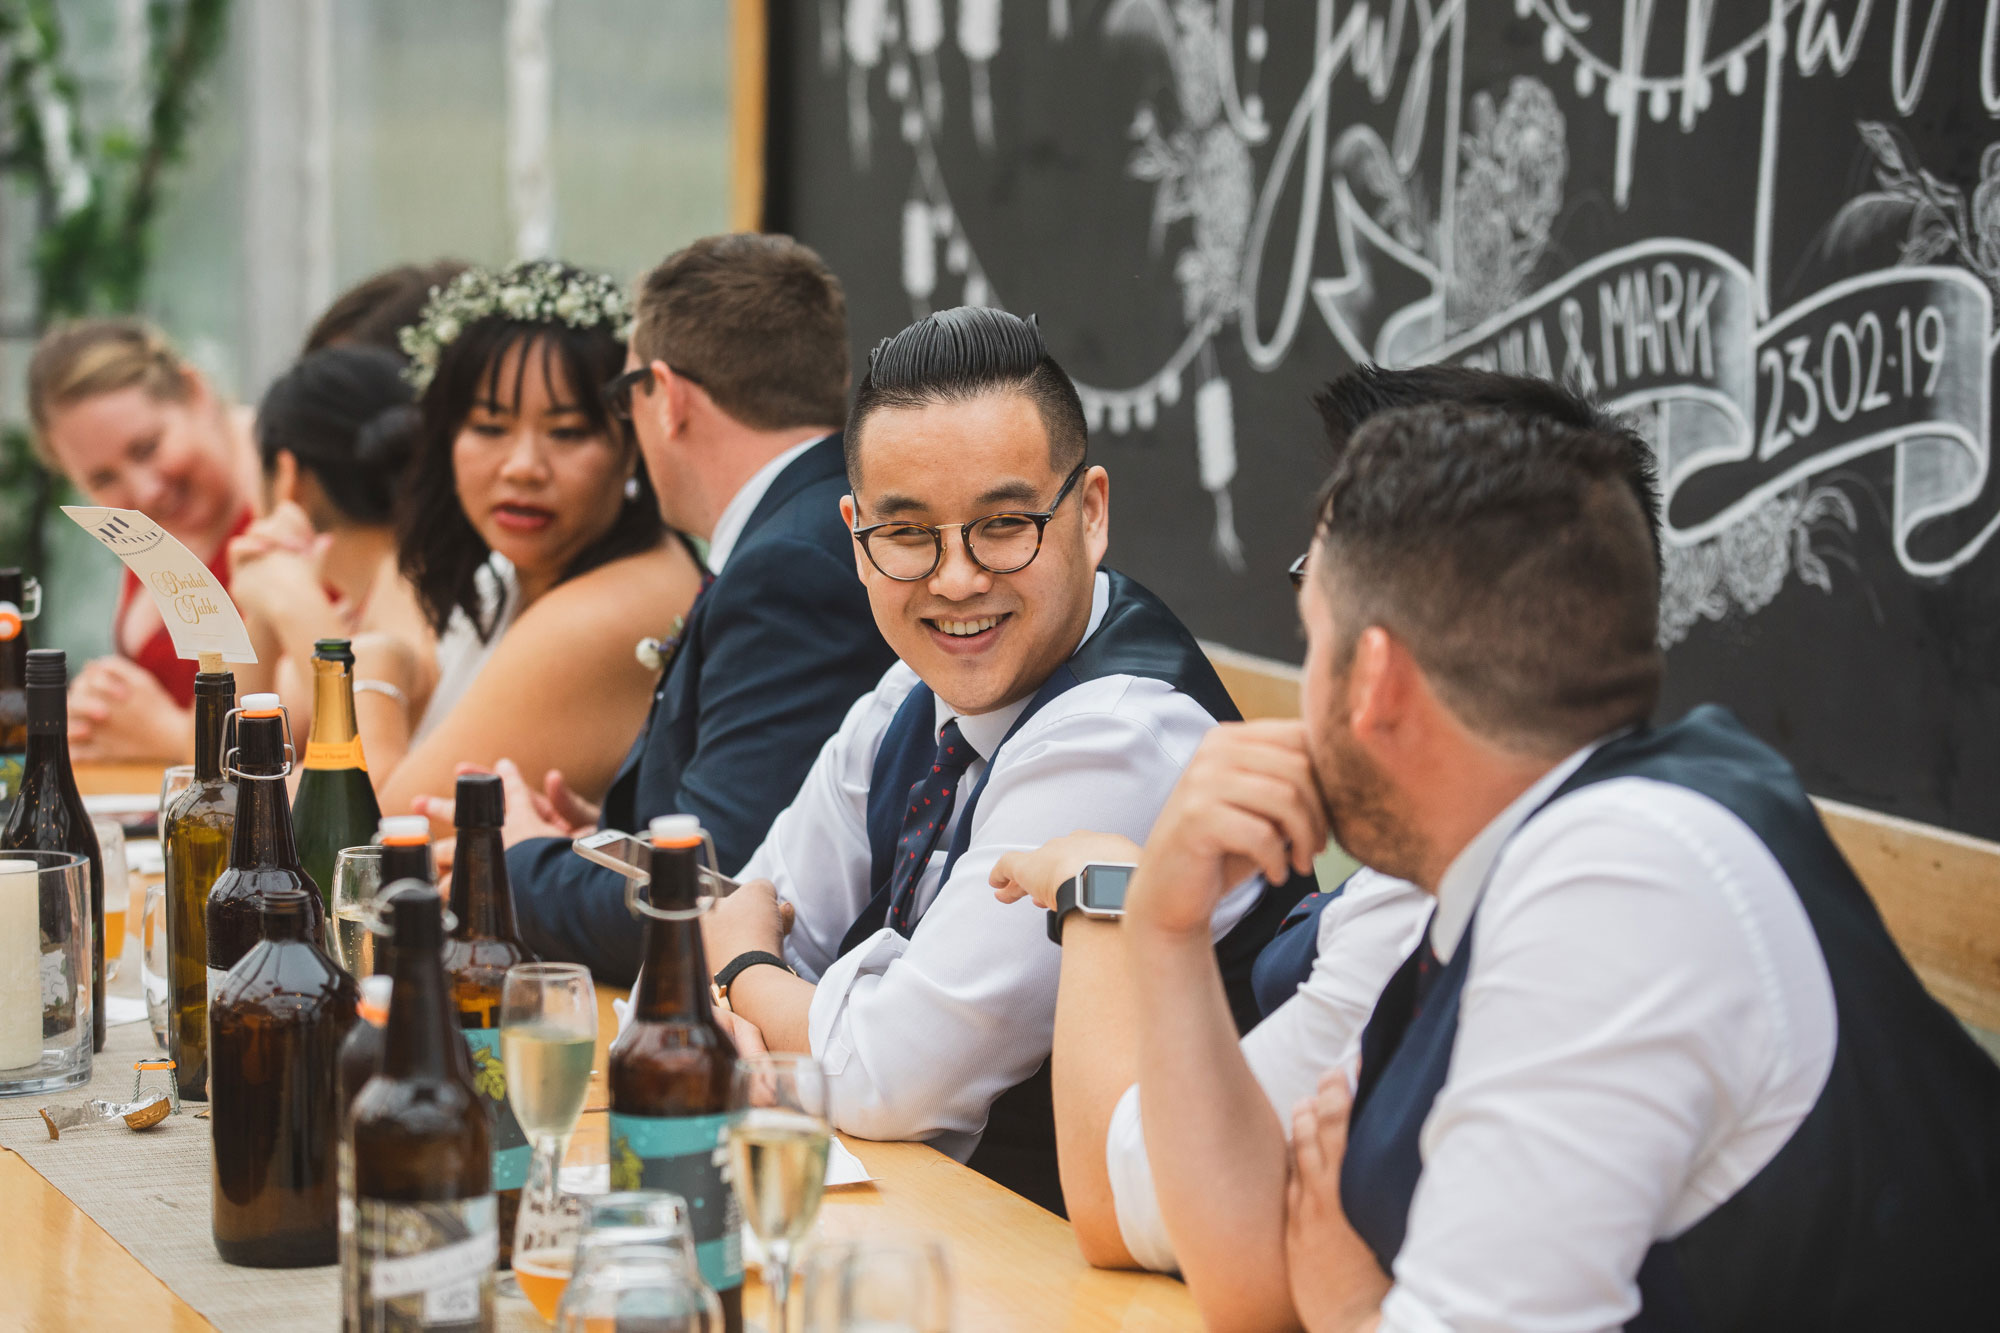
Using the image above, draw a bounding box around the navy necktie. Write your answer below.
[884,718,978,936]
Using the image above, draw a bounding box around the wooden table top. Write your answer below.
[2,765,1202,1331]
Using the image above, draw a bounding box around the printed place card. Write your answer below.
[62,506,257,663]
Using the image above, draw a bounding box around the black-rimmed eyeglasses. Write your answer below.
[851,460,1088,582]
[1288,552,1309,589]
[601,364,705,422]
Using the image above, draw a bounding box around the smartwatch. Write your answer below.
[1047,862,1138,944]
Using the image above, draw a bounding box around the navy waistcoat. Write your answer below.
[839,569,1309,1213]
[1338,706,2000,1330]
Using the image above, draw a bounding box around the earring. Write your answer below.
[624,475,641,501]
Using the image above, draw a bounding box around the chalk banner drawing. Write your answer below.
[822,0,2000,646]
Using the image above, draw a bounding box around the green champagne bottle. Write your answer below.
[292,640,381,916]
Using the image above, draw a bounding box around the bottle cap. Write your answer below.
[454,773,505,829]
[356,975,392,1025]
[240,692,283,718]
[649,814,703,848]
[24,648,65,688]
[382,881,443,949]
[257,887,311,926]
[377,815,431,845]
[0,602,19,641]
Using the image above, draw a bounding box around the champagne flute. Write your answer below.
[730,1053,831,1333]
[503,961,598,1308]
[799,1239,953,1333]
[329,845,382,975]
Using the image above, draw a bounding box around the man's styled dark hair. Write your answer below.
[303,260,469,356]
[399,269,662,640]
[633,233,849,431]
[257,345,416,526]
[1314,403,1663,756]
[844,307,1087,489]
[1314,364,1662,572]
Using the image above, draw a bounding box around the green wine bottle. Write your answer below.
[291,640,381,917]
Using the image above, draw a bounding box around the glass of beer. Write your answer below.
[730,1053,831,1333]
[328,845,382,975]
[503,961,598,1316]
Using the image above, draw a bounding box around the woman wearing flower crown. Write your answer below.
[364,260,702,817]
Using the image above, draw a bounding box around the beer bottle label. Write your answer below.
[350,1194,497,1331]
[303,736,368,771]
[608,1111,742,1291]
[462,1029,529,1191]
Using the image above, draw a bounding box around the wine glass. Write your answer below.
[502,962,598,1307]
[329,845,382,975]
[799,1240,954,1333]
[730,1053,831,1333]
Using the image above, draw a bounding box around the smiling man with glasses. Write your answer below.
[696,306,1303,1213]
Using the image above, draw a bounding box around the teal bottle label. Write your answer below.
[609,1110,742,1291]
[462,1029,530,1191]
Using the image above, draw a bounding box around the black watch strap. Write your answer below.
[715,949,794,1001]
[1047,875,1082,945]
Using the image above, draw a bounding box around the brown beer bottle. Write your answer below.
[207,694,323,989]
[344,884,496,1331]
[377,815,435,895]
[211,887,359,1266]
[0,569,30,823]
[164,667,236,1100]
[607,815,742,1330]
[340,974,392,1119]
[442,773,535,1264]
[1,650,104,1052]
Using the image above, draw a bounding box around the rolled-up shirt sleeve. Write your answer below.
[1107,870,1432,1272]
[802,677,1217,1157]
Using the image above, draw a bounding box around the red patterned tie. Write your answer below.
[883,719,977,937]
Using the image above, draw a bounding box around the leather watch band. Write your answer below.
[715,949,794,1002]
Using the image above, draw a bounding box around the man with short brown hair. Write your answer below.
[502,234,895,982]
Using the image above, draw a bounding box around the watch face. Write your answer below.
[1080,865,1134,911]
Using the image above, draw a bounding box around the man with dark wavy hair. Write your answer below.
[696,306,1301,1213]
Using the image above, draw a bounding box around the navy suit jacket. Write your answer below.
[509,435,896,983]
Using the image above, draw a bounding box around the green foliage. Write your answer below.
[0,0,232,571]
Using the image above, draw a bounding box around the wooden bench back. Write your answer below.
[1203,644,2000,1042]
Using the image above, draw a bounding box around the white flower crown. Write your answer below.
[399,260,634,393]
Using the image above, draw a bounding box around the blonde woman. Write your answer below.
[27,319,259,761]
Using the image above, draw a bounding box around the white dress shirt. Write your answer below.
[739,572,1262,1159]
[703,434,828,574]
[1111,744,1840,1333]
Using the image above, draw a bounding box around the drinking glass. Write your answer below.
[140,884,168,1049]
[527,1189,716,1327]
[502,962,598,1306]
[0,851,93,1096]
[90,817,128,982]
[158,765,195,829]
[329,845,382,975]
[730,1053,831,1333]
[553,1241,714,1333]
[799,1240,954,1333]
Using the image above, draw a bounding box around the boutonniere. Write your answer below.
[635,615,689,672]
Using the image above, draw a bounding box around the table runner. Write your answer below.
[0,1006,544,1331]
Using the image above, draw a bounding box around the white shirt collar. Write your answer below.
[705,434,829,575]
[932,570,1111,759]
[1428,738,1608,962]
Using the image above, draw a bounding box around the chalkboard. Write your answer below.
[767,1,2000,842]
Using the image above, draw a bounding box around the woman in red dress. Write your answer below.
[27,319,258,762]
